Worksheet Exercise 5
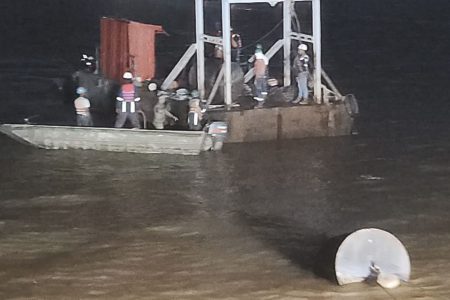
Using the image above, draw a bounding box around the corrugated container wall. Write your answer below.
[100,17,163,83]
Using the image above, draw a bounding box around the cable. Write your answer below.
[241,8,303,53]
[239,20,283,51]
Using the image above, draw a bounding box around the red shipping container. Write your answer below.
[100,17,164,83]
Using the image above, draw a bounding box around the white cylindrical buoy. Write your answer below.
[335,228,410,288]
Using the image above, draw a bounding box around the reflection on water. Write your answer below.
[1,130,450,299]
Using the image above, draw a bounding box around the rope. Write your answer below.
[239,20,283,51]
[240,10,303,53]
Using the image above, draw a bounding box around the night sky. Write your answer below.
[2,0,450,123]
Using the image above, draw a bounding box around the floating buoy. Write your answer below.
[335,228,410,288]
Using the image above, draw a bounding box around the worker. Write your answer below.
[187,90,203,130]
[231,29,242,63]
[81,54,96,73]
[114,72,141,128]
[152,91,178,130]
[72,54,97,98]
[292,44,313,105]
[214,44,224,60]
[253,44,269,108]
[139,81,159,129]
[213,28,242,62]
[74,87,93,126]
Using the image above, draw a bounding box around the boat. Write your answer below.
[0,123,227,155]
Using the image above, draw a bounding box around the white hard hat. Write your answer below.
[298,44,308,51]
[123,72,133,79]
[76,87,87,95]
[148,82,157,91]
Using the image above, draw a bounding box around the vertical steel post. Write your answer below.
[312,0,322,103]
[222,0,233,107]
[195,0,205,100]
[283,0,292,87]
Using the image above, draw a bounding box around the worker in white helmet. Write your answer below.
[114,72,141,128]
[152,91,178,130]
[292,43,313,105]
[137,81,159,129]
[253,44,269,108]
[74,87,93,126]
[231,28,242,63]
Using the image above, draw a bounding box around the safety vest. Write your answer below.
[118,84,139,113]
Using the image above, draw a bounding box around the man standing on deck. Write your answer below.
[231,29,242,64]
[293,44,313,105]
[114,72,141,129]
[253,44,269,108]
[74,87,93,127]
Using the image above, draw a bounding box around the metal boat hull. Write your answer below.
[0,124,212,155]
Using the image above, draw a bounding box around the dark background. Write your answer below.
[1,0,450,128]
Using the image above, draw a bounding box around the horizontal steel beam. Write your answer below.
[228,0,311,4]
[291,32,314,44]
[203,34,223,46]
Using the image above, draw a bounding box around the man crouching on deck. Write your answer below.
[115,72,141,129]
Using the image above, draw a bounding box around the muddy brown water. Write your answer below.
[1,128,450,299]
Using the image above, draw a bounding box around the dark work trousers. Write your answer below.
[114,112,141,128]
[296,72,309,100]
[254,76,268,99]
[76,114,93,127]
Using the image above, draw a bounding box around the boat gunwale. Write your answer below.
[0,123,210,155]
[0,124,206,137]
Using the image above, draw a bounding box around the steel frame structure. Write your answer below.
[163,0,326,105]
